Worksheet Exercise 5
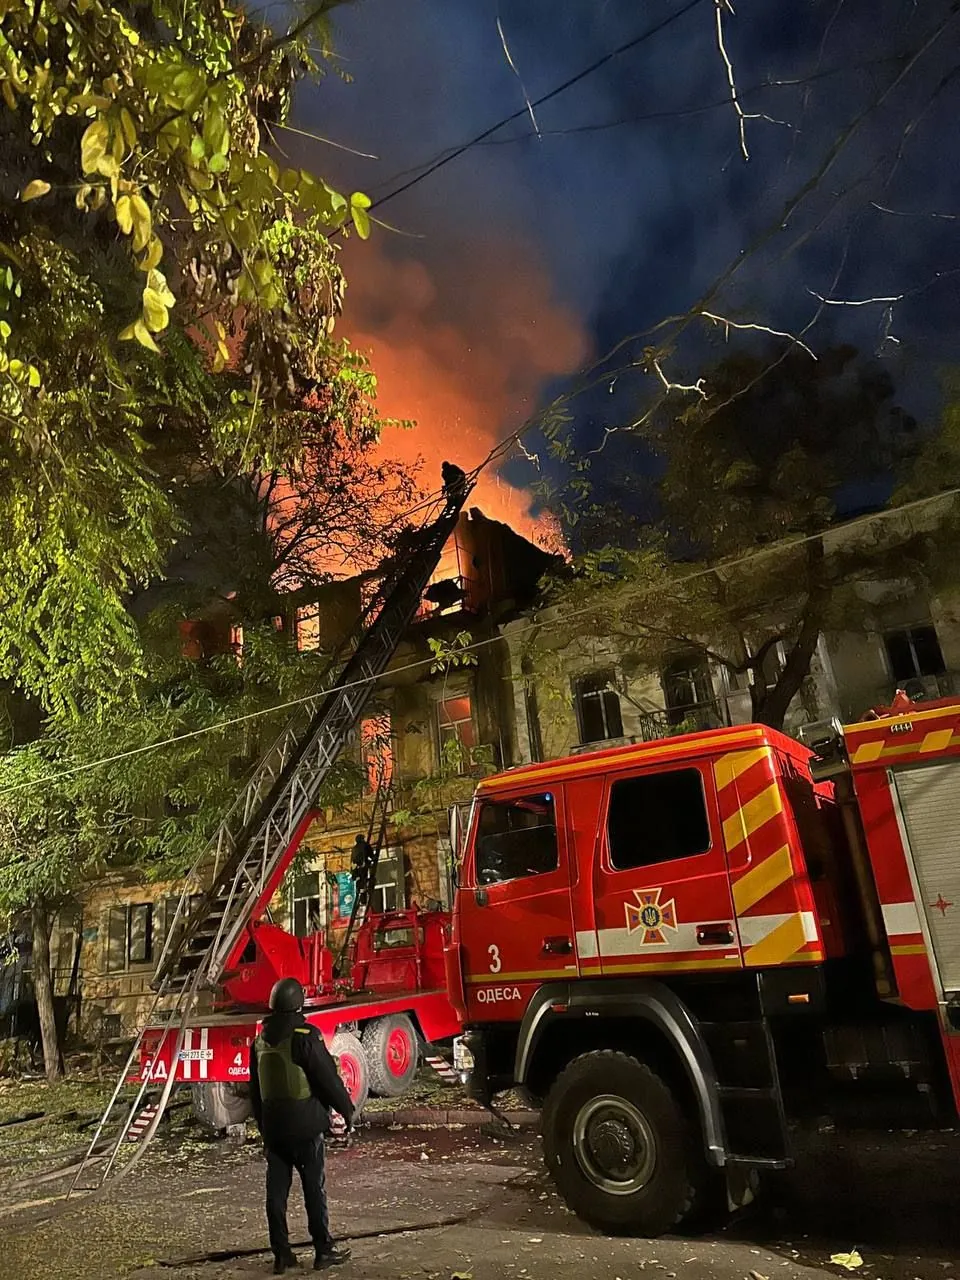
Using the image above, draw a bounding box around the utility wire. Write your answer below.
[369,54,903,193]
[365,0,708,212]
[4,483,958,798]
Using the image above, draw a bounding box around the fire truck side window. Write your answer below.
[607,769,711,870]
[475,793,559,885]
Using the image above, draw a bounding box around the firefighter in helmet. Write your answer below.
[249,977,355,1274]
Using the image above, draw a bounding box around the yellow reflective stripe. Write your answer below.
[465,967,576,984]
[852,740,888,763]
[601,956,740,974]
[732,844,793,915]
[722,782,783,852]
[920,729,953,753]
[714,747,769,793]
[890,943,927,956]
[743,913,806,967]
[476,728,766,791]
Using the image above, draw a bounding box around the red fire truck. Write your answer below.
[446,698,960,1236]
[138,904,461,1124]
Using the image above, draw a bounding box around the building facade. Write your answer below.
[64,509,554,1035]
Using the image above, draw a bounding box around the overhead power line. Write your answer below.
[3,483,958,798]
[366,0,708,212]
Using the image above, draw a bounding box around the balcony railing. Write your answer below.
[637,701,725,743]
[893,671,956,703]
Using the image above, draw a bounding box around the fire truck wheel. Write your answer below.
[362,1015,420,1097]
[191,1082,252,1133]
[541,1051,703,1236]
[331,1030,370,1112]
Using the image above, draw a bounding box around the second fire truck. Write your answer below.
[446,697,960,1235]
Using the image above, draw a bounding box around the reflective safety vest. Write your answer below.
[255,1028,312,1103]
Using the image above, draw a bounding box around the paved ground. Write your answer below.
[0,1123,957,1280]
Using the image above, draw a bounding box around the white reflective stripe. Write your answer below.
[595,923,734,956]
[738,911,819,948]
[200,1026,209,1081]
[881,901,922,936]
[182,1028,192,1081]
[575,931,599,959]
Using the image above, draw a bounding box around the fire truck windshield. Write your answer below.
[475,792,558,885]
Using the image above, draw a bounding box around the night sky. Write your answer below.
[281,0,960,540]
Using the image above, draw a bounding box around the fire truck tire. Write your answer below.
[362,1015,420,1097]
[191,1082,252,1133]
[331,1030,370,1112]
[541,1051,703,1236]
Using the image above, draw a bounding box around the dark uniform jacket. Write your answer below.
[249,1010,355,1151]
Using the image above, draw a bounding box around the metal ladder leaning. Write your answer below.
[71,478,473,1192]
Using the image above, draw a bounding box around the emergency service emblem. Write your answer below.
[625,888,678,945]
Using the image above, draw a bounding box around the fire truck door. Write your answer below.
[593,762,742,978]
[458,787,578,1023]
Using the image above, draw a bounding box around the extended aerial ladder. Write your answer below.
[73,473,473,1191]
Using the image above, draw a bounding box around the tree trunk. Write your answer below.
[31,903,63,1081]
[754,539,828,731]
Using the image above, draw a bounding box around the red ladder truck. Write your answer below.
[445,697,960,1236]
[79,476,471,1186]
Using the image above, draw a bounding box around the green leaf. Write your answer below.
[139,236,163,272]
[203,107,228,156]
[208,152,228,175]
[351,204,371,240]
[120,108,137,151]
[142,289,169,333]
[190,134,206,163]
[20,179,51,202]
[80,118,109,175]
[132,318,161,352]
[115,194,133,235]
[129,195,152,252]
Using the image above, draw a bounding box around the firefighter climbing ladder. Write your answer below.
[71,476,473,1193]
[335,766,394,975]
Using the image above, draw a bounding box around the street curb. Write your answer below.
[363,1107,539,1129]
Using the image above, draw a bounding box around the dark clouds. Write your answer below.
[286,0,960,505]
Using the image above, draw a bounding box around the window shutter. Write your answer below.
[106,907,126,974]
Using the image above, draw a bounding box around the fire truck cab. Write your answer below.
[446,709,960,1236]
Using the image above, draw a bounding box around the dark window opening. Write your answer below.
[292,872,323,937]
[607,770,711,870]
[575,671,623,745]
[475,793,559,885]
[884,625,945,683]
[106,903,154,972]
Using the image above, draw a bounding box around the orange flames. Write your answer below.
[340,234,588,550]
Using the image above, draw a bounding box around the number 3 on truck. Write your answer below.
[488,943,501,973]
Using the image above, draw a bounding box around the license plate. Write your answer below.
[179,1049,214,1062]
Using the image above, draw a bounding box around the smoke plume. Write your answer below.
[340,232,588,548]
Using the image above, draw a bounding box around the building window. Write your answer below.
[295,603,321,652]
[291,872,324,937]
[662,655,716,722]
[607,769,711,870]
[475,793,558,885]
[373,851,404,914]
[438,695,476,769]
[884,625,946,683]
[574,671,623,745]
[105,903,154,972]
